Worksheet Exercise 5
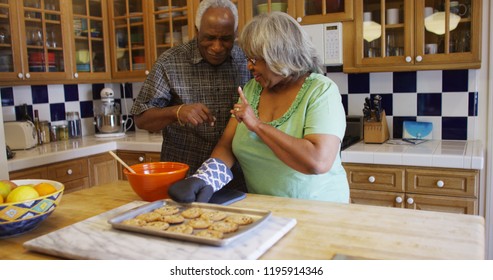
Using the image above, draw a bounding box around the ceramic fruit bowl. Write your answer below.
[124,162,189,202]
[0,179,64,239]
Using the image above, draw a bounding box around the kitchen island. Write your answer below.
[0,181,485,260]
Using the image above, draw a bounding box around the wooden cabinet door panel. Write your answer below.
[116,151,146,180]
[405,194,477,215]
[9,166,48,180]
[88,153,118,187]
[406,168,478,198]
[350,189,405,208]
[63,177,90,194]
[344,164,405,192]
[145,152,161,162]
[47,158,89,182]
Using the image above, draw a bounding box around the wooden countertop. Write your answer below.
[0,181,485,260]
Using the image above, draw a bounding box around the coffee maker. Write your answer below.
[94,88,131,138]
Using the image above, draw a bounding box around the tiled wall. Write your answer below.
[1,69,478,140]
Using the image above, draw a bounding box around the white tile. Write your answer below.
[64,101,80,114]
[369,72,393,93]
[468,69,478,92]
[78,84,93,101]
[392,93,417,116]
[467,116,476,140]
[348,94,368,115]
[417,70,442,92]
[373,152,402,165]
[32,104,50,121]
[416,116,442,140]
[402,153,432,167]
[2,106,16,121]
[326,73,348,94]
[432,154,464,168]
[12,86,33,105]
[48,84,65,103]
[442,92,468,116]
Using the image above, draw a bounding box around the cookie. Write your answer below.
[200,210,227,221]
[143,221,170,231]
[187,218,213,229]
[195,229,224,239]
[136,212,162,222]
[121,218,146,227]
[181,207,203,219]
[224,214,254,225]
[166,224,194,235]
[162,214,185,224]
[208,221,239,233]
[153,206,180,216]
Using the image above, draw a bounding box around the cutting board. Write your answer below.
[24,201,297,260]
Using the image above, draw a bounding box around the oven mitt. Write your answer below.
[168,158,233,203]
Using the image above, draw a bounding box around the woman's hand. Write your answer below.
[231,86,261,131]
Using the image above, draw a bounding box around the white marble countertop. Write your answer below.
[7,132,484,172]
[342,139,484,170]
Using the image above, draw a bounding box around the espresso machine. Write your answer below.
[94,87,129,138]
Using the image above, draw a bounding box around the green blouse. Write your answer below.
[232,73,349,203]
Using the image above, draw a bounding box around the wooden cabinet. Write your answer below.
[0,0,72,85]
[88,152,118,186]
[344,163,479,215]
[294,0,353,24]
[344,0,481,73]
[0,0,111,85]
[9,152,119,193]
[116,150,161,180]
[70,0,111,81]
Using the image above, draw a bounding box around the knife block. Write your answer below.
[364,110,389,143]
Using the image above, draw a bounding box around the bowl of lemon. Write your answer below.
[0,179,64,238]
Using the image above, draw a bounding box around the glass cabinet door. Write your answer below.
[355,0,410,67]
[296,0,353,24]
[72,0,109,80]
[21,0,71,80]
[150,0,190,60]
[416,0,479,64]
[109,0,148,77]
[247,0,292,18]
[0,0,21,82]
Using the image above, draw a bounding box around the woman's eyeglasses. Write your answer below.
[246,57,258,66]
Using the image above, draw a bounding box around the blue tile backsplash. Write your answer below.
[1,69,479,140]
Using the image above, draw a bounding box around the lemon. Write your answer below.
[6,185,40,203]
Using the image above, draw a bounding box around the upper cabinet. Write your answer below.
[0,0,111,85]
[1,0,72,84]
[71,0,111,81]
[148,0,194,63]
[107,0,150,80]
[344,0,481,73]
[294,0,353,24]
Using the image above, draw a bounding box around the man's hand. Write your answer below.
[177,103,216,126]
[168,177,214,203]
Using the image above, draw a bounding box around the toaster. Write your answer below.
[3,121,38,150]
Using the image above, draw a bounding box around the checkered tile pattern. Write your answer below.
[329,69,478,140]
[1,69,479,140]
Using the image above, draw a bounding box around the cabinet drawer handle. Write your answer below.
[18,73,24,79]
[138,156,144,162]
[296,17,302,22]
[405,56,412,63]
[368,176,375,183]
[436,180,445,188]
[407,197,414,205]
[25,73,31,79]
[415,55,423,62]
[67,169,73,175]
[395,196,403,203]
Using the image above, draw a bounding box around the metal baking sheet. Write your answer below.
[107,199,271,246]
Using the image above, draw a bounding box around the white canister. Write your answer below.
[386,8,399,24]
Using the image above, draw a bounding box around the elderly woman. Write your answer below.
[169,12,349,203]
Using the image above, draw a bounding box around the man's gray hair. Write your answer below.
[195,0,239,31]
[239,12,323,79]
